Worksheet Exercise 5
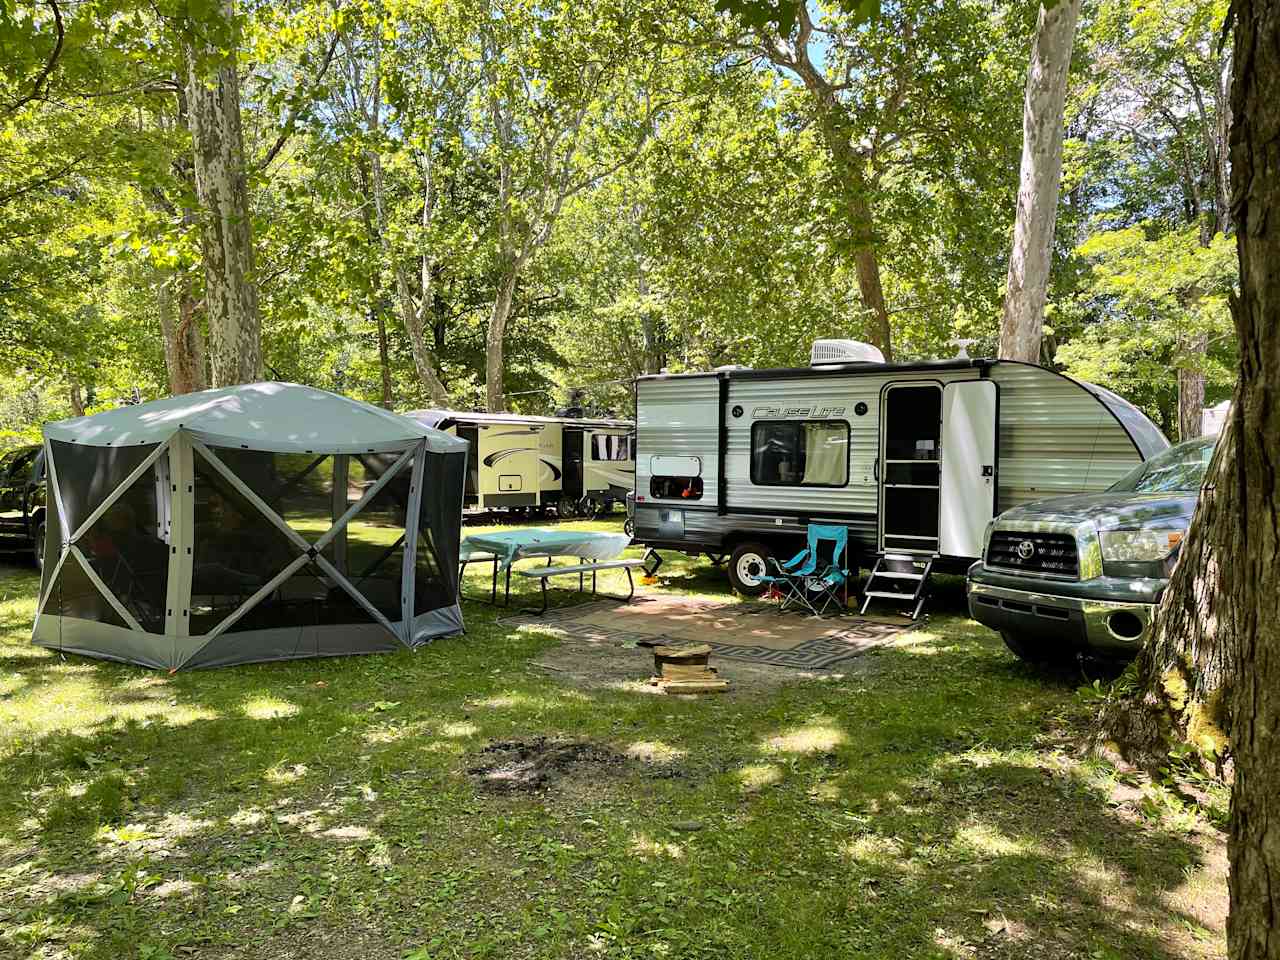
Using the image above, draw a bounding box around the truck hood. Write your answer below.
[997,492,1198,530]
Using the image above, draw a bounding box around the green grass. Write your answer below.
[0,519,1228,960]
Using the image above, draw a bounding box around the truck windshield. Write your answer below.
[1109,436,1216,493]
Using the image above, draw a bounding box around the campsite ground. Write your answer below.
[0,519,1228,960]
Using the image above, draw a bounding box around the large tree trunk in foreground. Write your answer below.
[1224,0,1280,953]
[186,20,261,387]
[1000,0,1082,362]
[1095,423,1238,771]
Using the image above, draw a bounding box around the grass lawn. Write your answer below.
[0,518,1228,960]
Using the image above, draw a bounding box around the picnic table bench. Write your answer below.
[515,557,645,614]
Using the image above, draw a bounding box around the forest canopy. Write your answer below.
[0,0,1235,442]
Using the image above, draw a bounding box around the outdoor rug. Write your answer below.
[498,595,916,670]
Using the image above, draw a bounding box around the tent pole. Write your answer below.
[400,441,426,647]
[165,431,196,667]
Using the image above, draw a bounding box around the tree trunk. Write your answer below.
[360,36,448,407]
[186,17,261,388]
[853,243,893,362]
[374,303,393,409]
[485,267,518,412]
[1224,0,1280,953]
[1178,333,1207,440]
[68,383,85,418]
[1094,422,1238,771]
[1000,0,1082,363]
[157,271,208,395]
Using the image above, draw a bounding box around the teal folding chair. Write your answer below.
[763,524,851,616]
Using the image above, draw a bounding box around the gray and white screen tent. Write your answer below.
[33,382,469,670]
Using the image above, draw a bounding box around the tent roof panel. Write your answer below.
[44,382,468,454]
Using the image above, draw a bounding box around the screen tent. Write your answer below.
[33,382,468,670]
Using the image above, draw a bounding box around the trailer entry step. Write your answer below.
[860,554,934,621]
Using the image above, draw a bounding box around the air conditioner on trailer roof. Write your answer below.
[810,339,886,365]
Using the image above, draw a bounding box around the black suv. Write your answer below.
[0,444,47,569]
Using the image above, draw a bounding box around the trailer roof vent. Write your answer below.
[810,339,885,365]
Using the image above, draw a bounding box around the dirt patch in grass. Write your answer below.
[467,737,628,793]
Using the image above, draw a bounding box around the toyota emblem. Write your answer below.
[1016,540,1036,560]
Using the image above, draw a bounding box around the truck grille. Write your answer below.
[987,531,1078,578]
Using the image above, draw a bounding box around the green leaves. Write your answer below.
[712,0,881,34]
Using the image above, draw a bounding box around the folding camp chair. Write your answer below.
[763,524,851,617]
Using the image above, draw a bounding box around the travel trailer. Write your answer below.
[405,410,634,516]
[632,340,1168,615]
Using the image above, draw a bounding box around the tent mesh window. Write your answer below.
[78,466,170,633]
[415,451,466,615]
[191,450,388,636]
[340,454,410,621]
[40,553,132,630]
[49,441,157,533]
[216,449,337,543]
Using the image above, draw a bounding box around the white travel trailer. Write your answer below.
[632,340,1168,614]
[405,410,634,516]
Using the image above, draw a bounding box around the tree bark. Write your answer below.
[157,271,208,395]
[1178,332,1208,440]
[374,302,393,409]
[185,11,261,387]
[1224,0,1280,953]
[485,266,518,412]
[68,383,84,418]
[1000,0,1082,363]
[1095,422,1238,771]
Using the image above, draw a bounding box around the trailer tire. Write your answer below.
[728,542,773,597]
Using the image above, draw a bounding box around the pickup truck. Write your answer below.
[967,435,1214,664]
[0,444,47,569]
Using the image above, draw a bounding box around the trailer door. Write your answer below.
[939,380,998,558]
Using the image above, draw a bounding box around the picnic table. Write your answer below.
[458,528,639,613]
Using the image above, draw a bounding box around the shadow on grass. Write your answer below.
[0,556,1223,960]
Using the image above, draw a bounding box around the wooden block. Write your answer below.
[652,643,713,662]
[660,663,718,681]
[661,680,730,694]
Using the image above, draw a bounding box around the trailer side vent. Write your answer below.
[810,339,886,365]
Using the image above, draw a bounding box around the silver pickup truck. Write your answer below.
[967,436,1215,665]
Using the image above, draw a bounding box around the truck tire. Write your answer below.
[728,542,773,597]
[1001,630,1074,666]
[33,520,46,571]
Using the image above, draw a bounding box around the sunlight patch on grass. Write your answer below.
[737,763,784,791]
[625,740,687,764]
[954,822,1040,859]
[440,720,479,738]
[629,833,684,860]
[762,721,846,755]
[319,824,374,841]
[264,762,309,784]
[838,834,912,868]
[150,878,196,899]
[363,720,430,745]
[242,696,300,720]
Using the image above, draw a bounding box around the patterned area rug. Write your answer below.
[498,595,915,670]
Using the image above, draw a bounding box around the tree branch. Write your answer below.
[4,0,64,116]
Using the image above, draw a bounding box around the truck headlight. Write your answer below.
[1099,528,1187,562]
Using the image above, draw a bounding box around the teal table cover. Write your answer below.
[460,529,632,570]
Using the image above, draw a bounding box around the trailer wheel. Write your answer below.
[557,497,578,519]
[728,542,773,597]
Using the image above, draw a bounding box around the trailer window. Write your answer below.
[650,476,703,500]
[751,420,849,487]
[592,434,632,461]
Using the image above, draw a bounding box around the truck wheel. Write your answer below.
[1001,631,1074,666]
[728,542,773,597]
[33,520,46,571]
